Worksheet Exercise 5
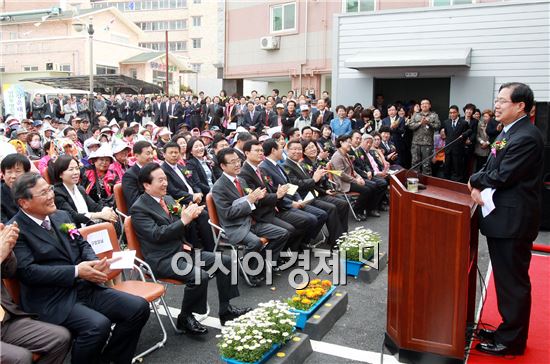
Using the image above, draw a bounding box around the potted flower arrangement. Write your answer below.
[287,279,335,329]
[218,300,296,364]
[337,227,381,278]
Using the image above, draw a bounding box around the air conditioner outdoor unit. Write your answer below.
[260,36,280,50]
[46,62,60,71]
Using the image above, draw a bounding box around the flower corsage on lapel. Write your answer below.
[60,223,80,240]
[182,167,193,178]
[168,202,182,216]
[263,174,273,187]
[491,138,507,157]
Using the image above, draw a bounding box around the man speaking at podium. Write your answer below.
[468,82,544,356]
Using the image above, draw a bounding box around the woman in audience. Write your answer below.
[81,137,101,167]
[185,138,214,194]
[330,105,352,138]
[26,132,44,160]
[317,125,336,158]
[347,107,360,130]
[81,144,116,207]
[371,132,389,172]
[474,109,493,172]
[53,154,117,227]
[359,109,374,134]
[155,127,171,160]
[8,139,26,155]
[109,140,132,182]
[172,134,188,166]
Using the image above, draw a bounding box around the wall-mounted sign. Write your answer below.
[150,62,177,72]
[405,72,418,78]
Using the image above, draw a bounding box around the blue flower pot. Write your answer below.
[290,285,336,329]
[346,260,364,278]
[222,343,281,364]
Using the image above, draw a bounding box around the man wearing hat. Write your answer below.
[294,104,312,131]
[77,119,92,144]
[31,120,43,134]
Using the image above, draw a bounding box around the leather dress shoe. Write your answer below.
[176,314,208,335]
[219,306,252,326]
[368,210,381,217]
[477,329,495,342]
[475,342,525,356]
[353,211,368,221]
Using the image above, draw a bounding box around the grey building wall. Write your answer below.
[332,0,550,110]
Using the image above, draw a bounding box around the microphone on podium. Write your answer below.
[405,129,473,189]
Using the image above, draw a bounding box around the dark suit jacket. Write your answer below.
[311,109,334,127]
[238,162,281,222]
[259,159,300,202]
[441,118,469,155]
[462,117,478,153]
[129,193,187,278]
[242,111,263,129]
[211,174,254,243]
[185,157,213,195]
[381,116,406,149]
[54,183,103,225]
[469,116,544,241]
[153,102,162,124]
[119,101,135,121]
[1,253,31,322]
[283,158,325,199]
[45,102,60,118]
[160,162,199,205]
[121,164,143,209]
[11,210,99,324]
[1,183,19,224]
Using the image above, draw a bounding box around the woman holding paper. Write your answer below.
[52,155,117,227]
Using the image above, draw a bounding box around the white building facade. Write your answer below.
[332,0,550,115]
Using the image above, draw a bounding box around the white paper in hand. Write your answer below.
[110,250,136,269]
[481,188,496,218]
[87,229,112,254]
[303,191,315,203]
[286,183,298,196]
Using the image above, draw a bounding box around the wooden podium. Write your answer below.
[385,171,478,363]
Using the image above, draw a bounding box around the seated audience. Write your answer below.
[11,172,150,364]
[212,148,289,286]
[129,163,250,332]
[81,144,117,207]
[53,155,117,227]
[283,140,348,246]
[1,222,72,364]
[122,141,155,209]
[330,135,380,220]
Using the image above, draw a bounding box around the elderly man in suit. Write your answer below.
[283,140,348,247]
[130,163,249,332]
[211,148,289,286]
[311,98,333,128]
[11,173,150,364]
[242,101,263,131]
[330,135,380,220]
[469,83,544,356]
[1,222,72,364]
[160,142,215,251]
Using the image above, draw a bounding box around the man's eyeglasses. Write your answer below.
[494,98,512,105]
[225,159,242,166]
[32,185,54,199]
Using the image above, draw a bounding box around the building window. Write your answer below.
[61,64,72,72]
[192,38,201,48]
[91,0,187,12]
[130,68,138,78]
[433,0,473,5]
[136,19,187,31]
[9,32,18,40]
[190,63,201,73]
[23,65,39,72]
[96,65,118,75]
[139,41,187,51]
[0,66,5,73]
[271,2,296,33]
[344,0,376,12]
[193,0,201,3]
[192,16,201,27]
